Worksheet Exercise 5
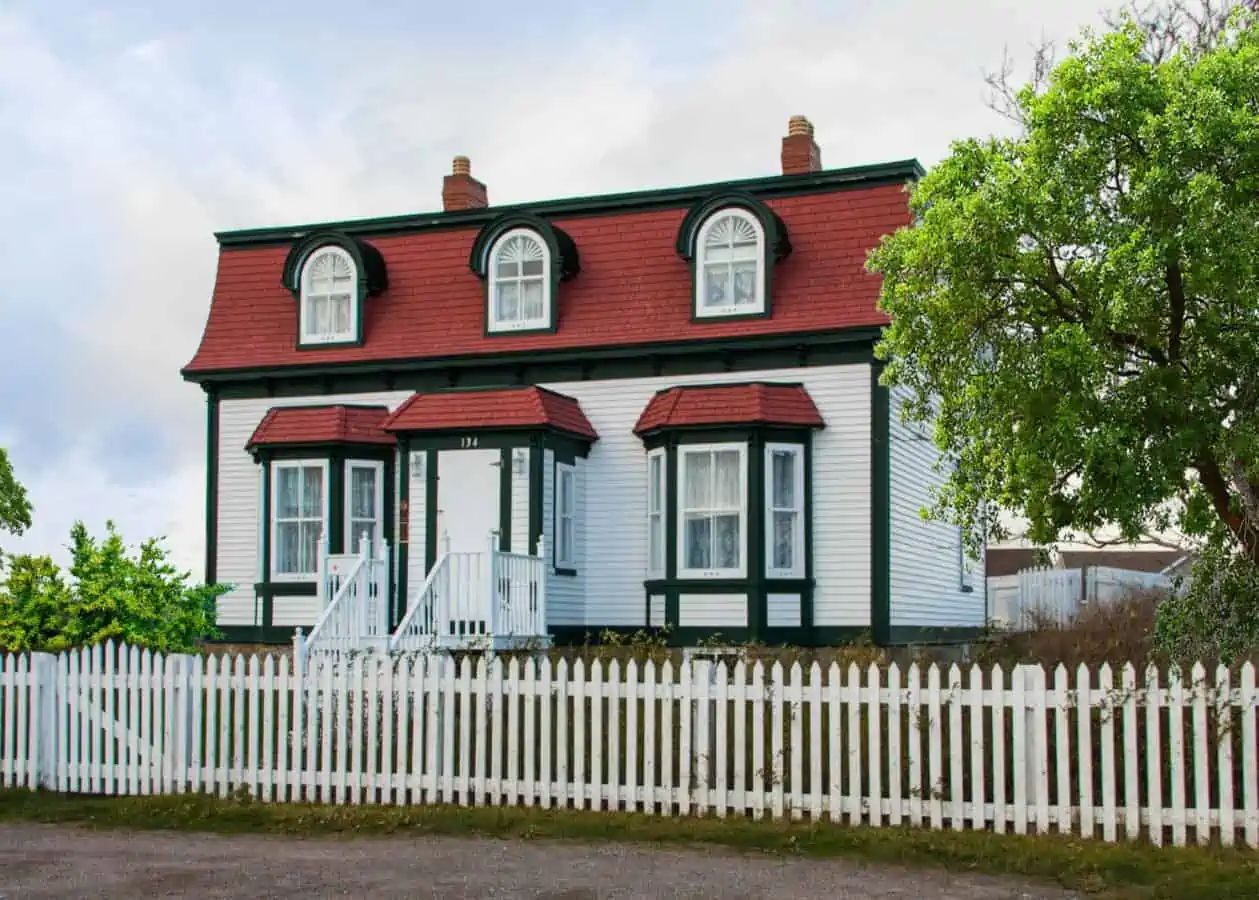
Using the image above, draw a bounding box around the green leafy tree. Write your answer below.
[0,447,33,557]
[868,2,1259,562]
[0,521,226,653]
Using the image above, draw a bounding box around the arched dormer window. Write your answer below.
[281,231,387,349]
[301,246,357,344]
[697,209,764,317]
[469,212,580,336]
[490,229,549,331]
[675,191,791,322]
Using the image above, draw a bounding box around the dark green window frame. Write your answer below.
[280,231,388,350]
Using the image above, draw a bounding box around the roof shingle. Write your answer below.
[382,387,597,441]
[246,405,393,449]
[633,383,824,435]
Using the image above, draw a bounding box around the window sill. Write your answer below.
[677,569,746,580]
[488,320,553,336]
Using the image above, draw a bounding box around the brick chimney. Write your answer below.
[442,155,488,211]
[780,115,822,175]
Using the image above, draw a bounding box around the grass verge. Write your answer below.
[2,789,1258,899]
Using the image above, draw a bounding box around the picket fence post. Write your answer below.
[29,652,60,790]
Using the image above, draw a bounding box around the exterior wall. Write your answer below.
[542,363,871,629]
[213,364,874,633]
[510,448,530,553]
[215,391,412,626]
[888,387,985,629]
[406,450,427,596]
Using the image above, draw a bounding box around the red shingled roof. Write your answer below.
[246,405,394,449]
[382,387,597,440]
[184,184,909,376]
[634,383,824,435]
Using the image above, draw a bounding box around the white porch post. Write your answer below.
[535,535,548,638]
[487,531,499,636]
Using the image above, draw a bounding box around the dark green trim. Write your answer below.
[498,448,513,552]
[204,389,219,586]
[424,449,438,572]
[215,161,924,247]
[663,446,679,627]
[389,428,589,453]
[675,191,791,324]
[887,626,985,645]
[396,440,410,620]
[210,624,303,645]
[870,361,891,646]
[528,440,544,555]
[260,463,272,594]
[186,326,881,388]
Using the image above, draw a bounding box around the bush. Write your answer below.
[1155,543,1259,667]
[0,521,228,653]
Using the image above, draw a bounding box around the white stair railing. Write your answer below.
[491,535,547,638]
[304,537,390,657]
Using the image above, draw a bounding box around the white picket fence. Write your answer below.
[2,644,1258,848]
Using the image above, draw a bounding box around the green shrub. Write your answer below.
[0,521,227,653]
[1155,543,1259,666]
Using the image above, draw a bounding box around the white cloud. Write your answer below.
[0,0,1118,576]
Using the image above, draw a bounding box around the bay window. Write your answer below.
[678,443,746,578]
[271,460,327,579]
[765,443,805,578]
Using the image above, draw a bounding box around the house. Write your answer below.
[181,116,985,650]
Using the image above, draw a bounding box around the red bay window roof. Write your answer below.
[633,383,824,436]
[382,386,597,441]
[246,405,394,449]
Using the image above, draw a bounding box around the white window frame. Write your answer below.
[488,228,551,333]
[695,208,765,318]
[270,459,329,582]
[646,448,666,578]
[344,459,385,557]
[765,443,806,579]
[299,246,358,345]
[555,462,576,570]
[677,442,747,579]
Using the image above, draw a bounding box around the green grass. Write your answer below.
[2,789,1257,899]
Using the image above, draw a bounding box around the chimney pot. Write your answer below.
[442,154,488,211]
[781,115,822,176]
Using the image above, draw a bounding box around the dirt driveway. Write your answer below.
[0,824,1079,899]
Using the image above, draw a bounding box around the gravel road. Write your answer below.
[0,824,1081,899]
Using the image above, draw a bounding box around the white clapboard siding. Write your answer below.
[5,643,1259,849]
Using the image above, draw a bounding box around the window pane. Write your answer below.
[350,466,377,519]
[275,522,299,573]
[772,450,796,508]
[714,450,741,508]
[331,294,352,333]
[496,259,517,278]
[496,281,520,321]
[704,264,730,307]
[773,510,796,570]
[560,518,574,562]
[521,258,544,277]
[732,262,758,305]
[276,468,300,518]
[308,295,330,334]
[522,279,545,320]
[684,515,711,569]
[300,466,322,517]
[299,521,321,574]
[714,514,740,569]
[648,455,662,514]
[683,452,712,509]
[349,521,374,556]
[648,514,663,573]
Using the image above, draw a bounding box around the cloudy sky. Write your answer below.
[0,0,1117,577]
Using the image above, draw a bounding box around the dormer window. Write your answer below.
[697,210,764,317]
[675,191,791,322]
[300,247,357,344]
[469,213,580,336]
[281,231,387,350]
[490,229,550,332]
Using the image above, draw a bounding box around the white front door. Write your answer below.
[436,448,501,554]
